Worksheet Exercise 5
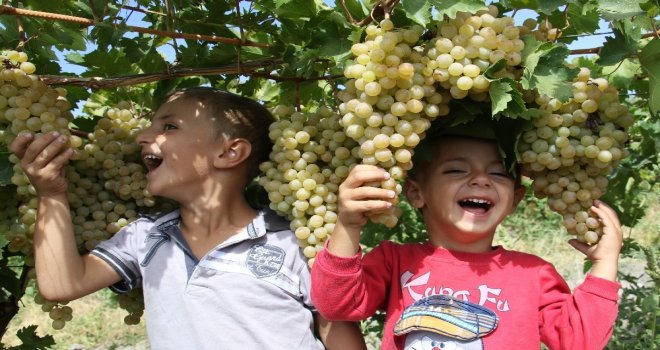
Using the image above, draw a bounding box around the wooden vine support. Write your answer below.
[40,59,283,89]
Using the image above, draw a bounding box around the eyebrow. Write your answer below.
[442,157,504,166]
[153,113,174,122]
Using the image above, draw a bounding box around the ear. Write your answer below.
[213,138,252,169]
[404,178,425,209]
[510,185,527,213]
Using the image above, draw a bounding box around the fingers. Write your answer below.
[590,200,621,232]
[340,165,390,190]
[338,165,396,222]
[16,132,73,177]
[22,132,70,165]
[9,132,34,159]
[340,165,394,200]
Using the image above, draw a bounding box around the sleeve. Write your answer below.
[538,264,620,350]
[90,222,143,294]
[311,241,394,322]
[298,255,315,310]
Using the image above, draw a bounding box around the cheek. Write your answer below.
[189,153,213,175]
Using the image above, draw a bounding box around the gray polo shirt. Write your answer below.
[91,209,324,350]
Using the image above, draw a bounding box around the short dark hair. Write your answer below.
[409,134,522,187]
[164,87,274,180]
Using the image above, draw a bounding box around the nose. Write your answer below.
[469,171,491,187]
[135,126,153,145]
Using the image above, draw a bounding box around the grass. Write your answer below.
[3,288,147,350]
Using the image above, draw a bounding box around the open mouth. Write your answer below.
[458,198,493,214]
[142,154,163,172]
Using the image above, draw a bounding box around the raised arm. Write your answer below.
[568,200,623,281]
[11,132,121,301]
[328,164,395,257]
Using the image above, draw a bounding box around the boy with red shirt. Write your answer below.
[311,128,622,349]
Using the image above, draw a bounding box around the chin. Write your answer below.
[454,222,496,237]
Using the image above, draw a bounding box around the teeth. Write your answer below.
[467,198,489,203]
[144,154,161,160]
[463,198,492,205]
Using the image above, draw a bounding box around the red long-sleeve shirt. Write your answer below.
[311,240,620,349]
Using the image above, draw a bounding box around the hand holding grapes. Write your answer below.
[328,164,395,257]
[10,131,73,197]
[568,200,623,282]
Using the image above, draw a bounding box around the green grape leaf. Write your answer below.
[81,49,136,77]
[518,107,548,120]
[639,38,660,115]
[566,4,600,35]
[340,0,370,20]
[12,325,56,350]
[0,235,7,260]
[489,79,526,117]
[310,12,353,57]
[602,59,641,91]
[256,81,282,104]
[402,0,433,26]
[493,117,531,177]
[428,0,487,19]
[523,44,578,101]
[64,51,85,65]
[500,0,568,14]
[598,23,641,66]
[533,63,579,102]
[0,152,12,186]
[0,258,21,297]
[520,36,554,88]
[274,0,322,20]
[596,0,646,20]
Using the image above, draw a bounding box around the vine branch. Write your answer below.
[569,30,660,55]
[40,58,282,88]
[119,4,167,17]
[0,5,270,48]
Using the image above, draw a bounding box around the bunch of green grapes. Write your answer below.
[114,287,145,325]
[0,186,24,254]
[0,49,87,330]
[260,105,360,266]
[68,102,156,252]
[33,292,73,330]
[1,49,79,262]
[422,5,524,100]
[338,19,448,228]
[517,68,633,243]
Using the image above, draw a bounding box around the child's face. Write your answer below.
[406,136,525,251]
[135,95,225,200]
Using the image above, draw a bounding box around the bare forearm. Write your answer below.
[327,222,361,257]
[317,316,367,350]
[589,259,618,282]
[34,194,88,300]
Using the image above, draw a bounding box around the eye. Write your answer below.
[443,168,465,174]
[163,123,177,131]
[491,171,509,177]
